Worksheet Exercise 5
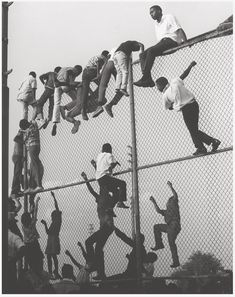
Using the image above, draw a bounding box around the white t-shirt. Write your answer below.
[95,152,116,180]
[155,14,182,44]
[162,78,195,112]
[17,75,37,102]
[8,230,25,260]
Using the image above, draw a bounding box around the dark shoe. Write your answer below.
[116,202,129,209]
[133,78,145,87]
[51,124,57,136]
[120,89,129,97]
[211,139,221,152]
[105,208,117,217]
[71,120,81,134]
[151,244,164,251]
[104,105,114,118]
[82,111,89,121]
[170,262,180,268]
[141,78,155,88]
[60,106,66,119]
[193,147,207,156]
[92,106,104,118]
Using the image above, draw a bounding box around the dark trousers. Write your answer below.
[28,145,43,187]
[11,155,23,194]
[85,225,113,277]
[153,222,180,264]
[98,175,127,202]
[81,68,99,113]
[182,101,214,149]
[140,38,178,79]
[26,240,44,275]
[35,87,54,120]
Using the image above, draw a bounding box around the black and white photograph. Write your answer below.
[3,0,233,294]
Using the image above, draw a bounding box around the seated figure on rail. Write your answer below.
[32,66,62,129]
[41,191,62,280]
[150,181,181,268]
[134,5,187,88]
[60,84,99,134]
[51,65,83,136]
[155,61,221,155]
[94,143,129,209]
[81,171,117,280]
[19,119,45,193]
[80,50,109,121]
[107,227,147,280]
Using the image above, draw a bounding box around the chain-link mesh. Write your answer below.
[19,32,232,279]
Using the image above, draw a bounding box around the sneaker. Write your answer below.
[51,124,57,136]
[116,202,129,209]
[92,106,104,118]
[71,120,81,134]
[193,147,207,156]
[104,105,114,118]
[60,106,66,119]
[151,244,164,251]
[170,262,180,268]
[120,89,129,97]
[211,139,221,152]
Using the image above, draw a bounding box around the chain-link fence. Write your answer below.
[16,30,233,281]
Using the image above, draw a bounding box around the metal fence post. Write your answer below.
[128,56,142,284]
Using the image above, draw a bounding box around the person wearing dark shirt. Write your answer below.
[150,181,181,268]
[113,40,144,96]
[33,67,62,128]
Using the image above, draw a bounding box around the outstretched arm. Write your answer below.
[65,250,83,269]
[51,191,59,211]
[41,219,49,234]
[167,181,178,201]
[77,241,88,262]
[81,172,99,201]
[114,227,134,247]
[180,61,197,80]
[150,196,165,216]
[32,196,40,223]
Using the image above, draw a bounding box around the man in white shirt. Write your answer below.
[155,61,221,155]
[17,71,37,120]
[95,143,129,209]
[134,5,187,88]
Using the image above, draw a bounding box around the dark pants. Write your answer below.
[28,145,43,187]
[153,222,181,264]
[140,38,178,79]
[85,225,113,277]
[25,240,44,275]
[35,87,54,120]
[81,67,99,113]
[11,155,23,194]
[98,175,127,202]
[182,101,214,149]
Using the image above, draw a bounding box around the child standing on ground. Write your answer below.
[113,40,144,96]
[41,191,62,280]
[21,196,44,275]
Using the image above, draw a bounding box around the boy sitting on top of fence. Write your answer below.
[155,61,221,156]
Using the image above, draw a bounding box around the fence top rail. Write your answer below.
[132,27,233,65]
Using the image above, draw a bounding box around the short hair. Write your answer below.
[29,71,36,78]
[145,252,158,263]
[155,77,168,88]
[19,119,30,130]
[74,65,83,74]
[102,143,112,153]
[150,5,162,12]
[54,66,61,73]
[101,50,109,57]
[62,264,75,280]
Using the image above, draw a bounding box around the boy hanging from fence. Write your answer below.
[41,191,62,280]
[81,171,117,280]
[155,61,221,156]
[150,181,181,268]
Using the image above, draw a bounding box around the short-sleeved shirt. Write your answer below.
[86,55,106,69]
[17,75,37,101]
[43,72,57,89]
[57,67,75,82]
[162,78,195,112]
[8,230,25,260]
[115,41,141,56]
[24,121,40,148]
[155,14,182,44]
[95,152,116,180]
